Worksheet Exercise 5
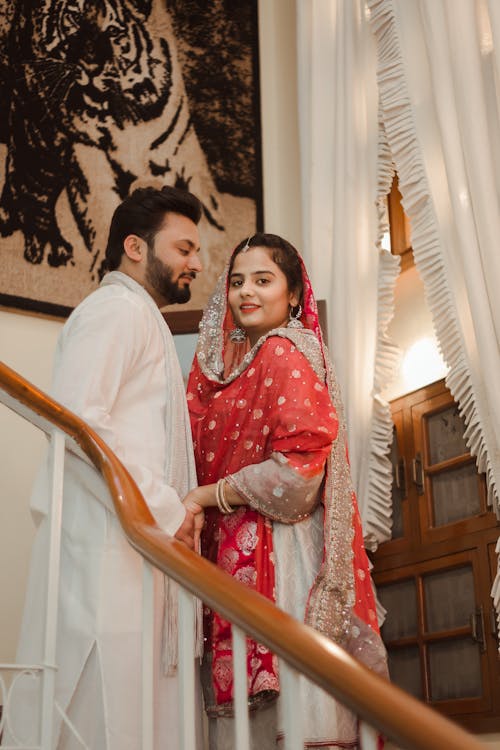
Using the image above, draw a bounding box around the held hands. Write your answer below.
[182,486,214,551]
[179,483,244,550]
[174,509,197,550]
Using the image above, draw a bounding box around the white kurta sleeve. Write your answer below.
[121,463,186,537]
[51,290,186,536]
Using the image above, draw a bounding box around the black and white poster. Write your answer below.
[0,0,263,321]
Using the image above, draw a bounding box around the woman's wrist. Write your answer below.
[188,480,245,510]
[216,478,236,514]
[221,479,246,508]
[197,484,217,508]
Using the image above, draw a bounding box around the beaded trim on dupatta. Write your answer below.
[195,261,357,647]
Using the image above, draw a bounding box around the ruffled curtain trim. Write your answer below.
[364,116,401,552]
[368,0,500,632]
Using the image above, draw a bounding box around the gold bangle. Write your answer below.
[216,479,226,513]
[216,478,235,514]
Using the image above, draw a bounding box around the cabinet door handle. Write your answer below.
[470,606,486,652]
[394,458,407,498]
[490,607,498,638]
[411,453,424,495]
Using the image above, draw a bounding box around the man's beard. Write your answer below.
[145,246,192,304]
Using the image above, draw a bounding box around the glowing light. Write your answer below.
[477,2,493,55]
[381,231,392,252]
[401,337,448,392]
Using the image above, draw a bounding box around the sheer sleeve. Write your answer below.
[225,336,338,523]
[226,452,324,522]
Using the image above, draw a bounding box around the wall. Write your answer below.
[383,263,448,402]
[0,312,62,662]
[0,0,301,663]
[257,0,302,246]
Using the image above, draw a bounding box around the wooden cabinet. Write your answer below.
[387,175,414,272]
[373,380,500,732]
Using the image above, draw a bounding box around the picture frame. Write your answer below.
[164,309,203,336]
[0,1,263,322]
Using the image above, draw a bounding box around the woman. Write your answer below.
[184,234,388,749]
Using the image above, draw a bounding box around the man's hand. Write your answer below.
[174,509,196,550]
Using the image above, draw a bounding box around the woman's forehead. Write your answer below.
[231,246,281,275]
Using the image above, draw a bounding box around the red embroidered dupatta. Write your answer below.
[187,250,387,715]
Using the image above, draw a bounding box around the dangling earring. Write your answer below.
[288,304,303,329]
[229,326,247,343]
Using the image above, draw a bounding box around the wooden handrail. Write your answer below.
[0,359,485,750]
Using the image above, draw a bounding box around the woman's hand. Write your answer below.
[182,483,247,549]
[183,485,216,510]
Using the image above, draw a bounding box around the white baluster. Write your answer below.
[55,702,90,749]
[232,626,250,750]
[142,561,154,750]
[40,430,65,750]
[280,661,303,750]
[178,586,195,750]
[359,720,379,749]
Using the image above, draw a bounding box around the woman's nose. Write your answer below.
[240,281,254,296]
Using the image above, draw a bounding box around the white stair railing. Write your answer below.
[0,361,486,750]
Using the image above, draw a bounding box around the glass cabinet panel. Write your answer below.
[431,465,481,526]
[428,639,482,700]
[427,406,468,464]
[379,579,417,640]
[388,646,423,699]
[424,565,475,632]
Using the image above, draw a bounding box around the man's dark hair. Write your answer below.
[104,186,203,272]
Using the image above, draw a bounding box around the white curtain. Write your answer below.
[368,0,500,617]
[296,0,400,548]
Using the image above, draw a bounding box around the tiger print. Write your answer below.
[0,0,224,272]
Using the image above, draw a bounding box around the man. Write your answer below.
[12,187,204,749]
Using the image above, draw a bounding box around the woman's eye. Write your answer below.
[230,280,242,287]
[257,278,270,285]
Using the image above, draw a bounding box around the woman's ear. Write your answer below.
[289,291,300,309]
[123,234,145,263]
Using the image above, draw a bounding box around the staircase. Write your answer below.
[0,360,485,750]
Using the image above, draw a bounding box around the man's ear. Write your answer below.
[123,234,145,263]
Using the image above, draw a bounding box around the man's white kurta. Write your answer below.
[13,273,201,749]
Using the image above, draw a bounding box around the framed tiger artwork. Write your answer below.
[0,0,263,332]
